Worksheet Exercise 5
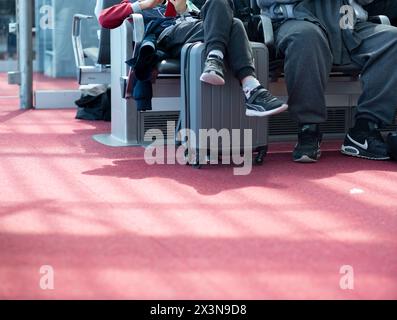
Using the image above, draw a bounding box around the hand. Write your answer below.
[169,0,187,14]
[139,0,164,10]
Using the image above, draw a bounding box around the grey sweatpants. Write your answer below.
[157,0,256,81]
[274,19,397,126]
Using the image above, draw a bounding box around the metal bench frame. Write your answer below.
[72,14,111,85]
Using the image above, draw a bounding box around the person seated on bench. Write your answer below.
[259,0,397,162]
[99,0,288,117]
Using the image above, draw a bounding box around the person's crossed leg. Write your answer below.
[159,0,289,117]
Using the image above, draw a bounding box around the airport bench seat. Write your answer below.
[92,3,394,147]
[72,0,122,85]
[72,14,111,85]
[156,60,181,75]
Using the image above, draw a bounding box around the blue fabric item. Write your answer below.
[125,1,202,110]
[132,76,153,111]
[126,17,175,111]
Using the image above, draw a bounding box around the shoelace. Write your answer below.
[206,57,223,70]
[256,89,279,104]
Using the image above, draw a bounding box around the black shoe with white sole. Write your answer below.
[134,41,156,81]
[293,124,323,163]
[341,128,390,160]
[245,86,288,117]
[200,56,225,86]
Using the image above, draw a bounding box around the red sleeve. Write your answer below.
[99,1,177,30]
[165,2,177,17]
[99,0,133,29]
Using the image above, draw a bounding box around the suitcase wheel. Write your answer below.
[184,149,203,169]
[192,163,202,169]
[255,146,268,165]
[191,153,203,169]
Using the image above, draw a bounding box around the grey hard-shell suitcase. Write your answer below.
[180,42,270,168]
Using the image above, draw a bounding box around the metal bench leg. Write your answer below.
[93,26,141,147]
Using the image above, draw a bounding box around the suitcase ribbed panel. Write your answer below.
[181,42,269,153]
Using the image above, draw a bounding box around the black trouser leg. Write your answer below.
[274,20,333,124]
[350,22,397,126]
[157,0,235,57]
[160,0,255,80]
[201,0,255,79]
[200,0,234,55]
[225,18,256,80]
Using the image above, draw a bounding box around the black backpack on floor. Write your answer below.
[75,88,111,122]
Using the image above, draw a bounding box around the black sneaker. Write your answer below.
[245,86,288,117]
[341,128,390,160]
[293,124,323,163]
[200,55,225,86]
[134,41,156,81]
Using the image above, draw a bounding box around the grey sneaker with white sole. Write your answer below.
[200,56,225,86]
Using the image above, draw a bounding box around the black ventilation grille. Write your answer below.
[269,108,350,140]
[141,111,180,141]
[139,108,397,144]
[321,108,350,134]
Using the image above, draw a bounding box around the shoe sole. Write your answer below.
[293,154,319,163]
[246,104,288,117]
[293,149,322,163]
[341,145,390,160]
[200,72,225,86]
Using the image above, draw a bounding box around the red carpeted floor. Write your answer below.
[0,73,78,97]
[0,75,397,300]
